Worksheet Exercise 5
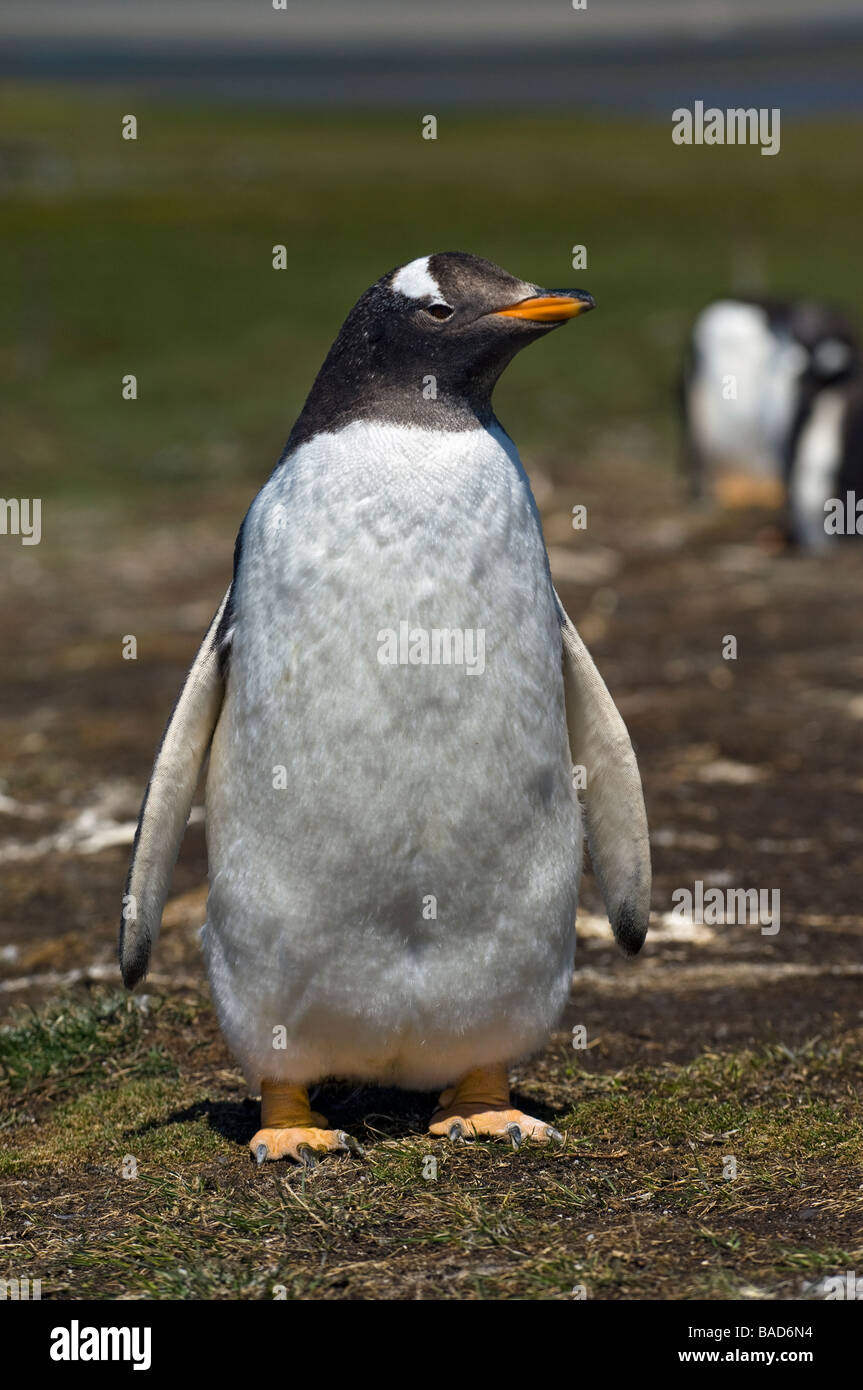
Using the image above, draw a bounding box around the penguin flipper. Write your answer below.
[555,590,651,954]
[119,590,230,988]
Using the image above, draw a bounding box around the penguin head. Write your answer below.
[787,300,859,386]
[287,252,594,449]
[373,251,594,389]
[385,250,593,333]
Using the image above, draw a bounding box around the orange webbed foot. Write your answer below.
[428,1066,564,1149]
[250,1081,364,1166]
[250,1125,363,1166]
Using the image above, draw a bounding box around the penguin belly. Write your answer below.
[202,420,581,1090]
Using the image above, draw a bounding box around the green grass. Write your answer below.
[2,991,860,1299]
[0,993,177,1097]
[2,87,862,498]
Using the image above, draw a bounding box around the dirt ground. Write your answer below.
[1,444,861,1300]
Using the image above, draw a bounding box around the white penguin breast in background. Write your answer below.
[790,388,847,550]
[202,420,581,1090]
[690,301,805,473]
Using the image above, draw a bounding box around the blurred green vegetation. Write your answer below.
[2,86,862,498]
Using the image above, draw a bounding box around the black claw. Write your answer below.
[506,1122,523,1150]
[254,1143,269,1166]
[448,1121,464,1143]
[297,1145,318,1169]
[335,1129,364,1158]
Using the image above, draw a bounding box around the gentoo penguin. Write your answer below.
[790,377,863,549]
[681,296,858,535]
[120,252,651,1163]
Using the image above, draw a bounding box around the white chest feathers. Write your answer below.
[232,418,563,717]
[690,300,806,473]
[202,420,580,1089]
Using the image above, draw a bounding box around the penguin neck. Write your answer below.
[284,377,498,456]
[283,338,514,455]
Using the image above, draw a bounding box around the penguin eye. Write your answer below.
[425,302,454,321]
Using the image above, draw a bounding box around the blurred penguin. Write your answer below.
[680,296,858,543]
[791,376,863,549]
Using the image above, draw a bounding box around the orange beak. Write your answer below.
[493,293,595,323]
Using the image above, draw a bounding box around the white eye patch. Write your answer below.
[391,255,443,301]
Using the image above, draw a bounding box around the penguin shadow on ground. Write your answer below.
[127,1082,559,1151]
[127,1097,259,1148]
[309,1082,558,1144]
